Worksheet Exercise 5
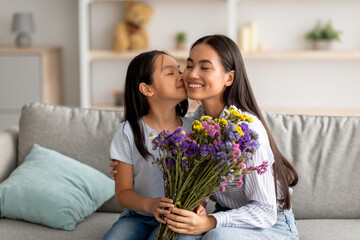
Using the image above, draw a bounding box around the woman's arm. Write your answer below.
[114,160,174,223]
[109,158,119,179]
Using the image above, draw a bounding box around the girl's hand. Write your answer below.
[109,158,119,179]
[164,207,216,235]
[146,198,175,224]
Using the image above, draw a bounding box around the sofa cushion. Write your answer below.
[18,102,124,212]
[296,219,360,240]
[263,112,360,219]
[0,212,119,240]
[0,144,115,230]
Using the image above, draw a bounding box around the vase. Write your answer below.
[312,40,333,50]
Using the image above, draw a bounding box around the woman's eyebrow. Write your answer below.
[186,58,213,65]
[199,59,213,65]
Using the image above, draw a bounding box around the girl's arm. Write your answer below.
[114,160,174,223]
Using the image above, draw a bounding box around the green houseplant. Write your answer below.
[305,20,342,50]
[176,32,186,50]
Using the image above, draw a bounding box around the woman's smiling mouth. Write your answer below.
[188,83,204,88]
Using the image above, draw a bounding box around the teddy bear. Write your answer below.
[113,1,153,52]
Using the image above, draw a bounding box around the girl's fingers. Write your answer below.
[160,197,173,203]
[159,202,174,208]
[157,208,171,215]
[154,215,166,224]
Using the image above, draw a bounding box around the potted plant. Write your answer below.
[305,20,342,50]
[176,32,186,50]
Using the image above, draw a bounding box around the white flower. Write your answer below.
[148,132,157,140]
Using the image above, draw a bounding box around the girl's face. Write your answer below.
[150,54,186,102]
[183,43,233,103]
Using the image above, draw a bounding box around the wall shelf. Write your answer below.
[90,49,188,61]
[243,50,360,60]
[90,49,360,61]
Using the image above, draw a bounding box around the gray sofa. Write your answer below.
[0,102,359,239]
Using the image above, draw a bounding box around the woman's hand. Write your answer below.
[193,202,207,216]
[145,198,174,224]
[109,158,119,179]
[164,207,217,235]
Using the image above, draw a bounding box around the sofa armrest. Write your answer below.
[0,126,19,183]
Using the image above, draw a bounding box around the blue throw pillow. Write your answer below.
[0,144,114,230]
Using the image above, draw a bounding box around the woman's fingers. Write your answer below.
[169,207,193,217]
[164,215,188,229]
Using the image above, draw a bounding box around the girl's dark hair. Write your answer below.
[191,35,298,209]
[123,50,188,159]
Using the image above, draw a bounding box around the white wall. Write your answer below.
[0,0,359,110]
[0,0,79,106]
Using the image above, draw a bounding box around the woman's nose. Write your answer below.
[189,68,199,79]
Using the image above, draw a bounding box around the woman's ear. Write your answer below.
[139,83,154,97]
[225,70,235,87]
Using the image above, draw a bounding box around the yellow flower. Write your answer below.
[240,114,253,122]
[235,125,244,136]
[229,109,241,117]
[200,116,212,121]
[218,118,228,125]
[192,120,203,131]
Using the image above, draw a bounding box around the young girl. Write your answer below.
[110,35,299,240]
[102,50,194,240]
[163,35,299,240]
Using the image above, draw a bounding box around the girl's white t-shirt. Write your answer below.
[109,116,193,216]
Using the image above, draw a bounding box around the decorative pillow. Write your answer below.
[0,144,115,231]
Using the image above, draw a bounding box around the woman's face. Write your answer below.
[183,43,233,102]
[150,54,186,102]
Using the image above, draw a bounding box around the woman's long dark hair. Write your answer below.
[123,50,188,159]
[191,35,298,209]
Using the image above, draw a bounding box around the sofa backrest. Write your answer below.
[19,102,124,212]
[19,103,360,218]
[263,112,360,219]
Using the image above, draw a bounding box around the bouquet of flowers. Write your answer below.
[151,106,269,240]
